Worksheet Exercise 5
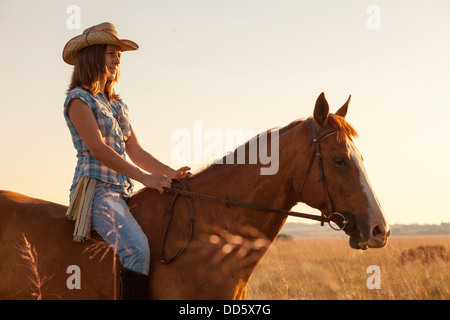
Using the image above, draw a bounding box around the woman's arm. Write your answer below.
[125,127,190,179]
[67,98,172,193]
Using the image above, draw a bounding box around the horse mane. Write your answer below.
[190,119,304,179]
[190,114,358,179]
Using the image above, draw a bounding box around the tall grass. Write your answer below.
[247,235,449,299]
[16,233,52,300]
[9,231,448,300]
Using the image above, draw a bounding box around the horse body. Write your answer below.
[0,93,390,299]
[0,170,285,300]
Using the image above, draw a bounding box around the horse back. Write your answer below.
[0,190,68,215]
[0,190,69,242]
[0,190,115,299]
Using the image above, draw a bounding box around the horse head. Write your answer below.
[295,92,390,249]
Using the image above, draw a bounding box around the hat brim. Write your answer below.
[63,30,139,65]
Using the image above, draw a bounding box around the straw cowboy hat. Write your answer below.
[63,22,139,65]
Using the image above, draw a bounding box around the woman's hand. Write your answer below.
[167,166,191,180]
[140,173,173,194]
[136,165,190,194]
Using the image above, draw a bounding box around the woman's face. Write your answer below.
[105,45,121,80]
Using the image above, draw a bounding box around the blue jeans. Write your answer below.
[72,181,150,275]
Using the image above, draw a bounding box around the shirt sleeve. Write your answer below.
[63,87,96,118]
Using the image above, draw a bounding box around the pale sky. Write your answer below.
[0,0,449,225]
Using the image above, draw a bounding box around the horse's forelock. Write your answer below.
[327,114,359,142]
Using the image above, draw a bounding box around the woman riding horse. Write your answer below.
[62,22,190,299]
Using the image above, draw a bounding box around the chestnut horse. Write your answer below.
[0,93,389,299]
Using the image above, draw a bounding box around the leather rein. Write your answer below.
[160,119,353,264]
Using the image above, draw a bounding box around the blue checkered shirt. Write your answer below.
[64,87,134,193]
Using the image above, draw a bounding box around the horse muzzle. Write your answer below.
[335,212,390,250]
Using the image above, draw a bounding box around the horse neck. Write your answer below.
[189,122,309,241]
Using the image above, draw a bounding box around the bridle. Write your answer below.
[160,119,355,264]
[297,119,351,228]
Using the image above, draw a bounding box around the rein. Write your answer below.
[160,119,353,264]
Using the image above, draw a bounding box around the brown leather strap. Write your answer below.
[160,173,194,264]
[297,119,336,225]
[164,187,329,223]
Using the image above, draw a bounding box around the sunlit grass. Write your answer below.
[247,236,449,299]
[16,233,52,300]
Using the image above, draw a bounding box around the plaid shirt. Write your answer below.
[64,87,133,193]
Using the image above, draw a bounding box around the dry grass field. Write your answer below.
[247,235,449,300]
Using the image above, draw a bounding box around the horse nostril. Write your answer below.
[371,225,386,239]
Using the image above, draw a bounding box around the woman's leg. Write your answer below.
[90,183,150,275]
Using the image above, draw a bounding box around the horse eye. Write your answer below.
[333,158,346,167]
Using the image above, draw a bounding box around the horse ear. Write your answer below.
[313,92,329,127]
[336,95,351,118]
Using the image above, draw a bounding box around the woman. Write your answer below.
[62,22,190,299]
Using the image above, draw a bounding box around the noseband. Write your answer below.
[160,119,355,263]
